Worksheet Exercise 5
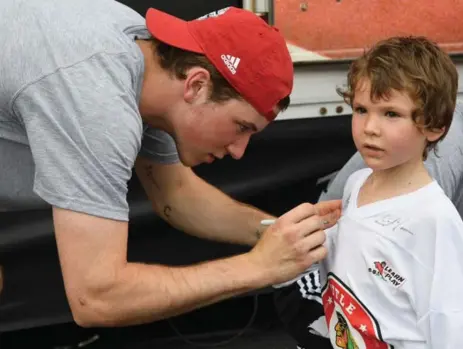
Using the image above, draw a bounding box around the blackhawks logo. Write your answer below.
[334,311,359,349]
[322,273,393,349]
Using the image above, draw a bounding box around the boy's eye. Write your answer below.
[354,107,367,114]
[385,111,400,118]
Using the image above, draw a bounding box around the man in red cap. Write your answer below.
[0,0,340,327]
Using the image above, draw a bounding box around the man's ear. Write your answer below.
[183,67,211,104]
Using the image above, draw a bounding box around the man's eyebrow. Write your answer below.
[240,120,258,132]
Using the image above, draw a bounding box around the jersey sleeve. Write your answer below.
[335,168,371,212]
[418,210,463,348]
[12,53,143,221]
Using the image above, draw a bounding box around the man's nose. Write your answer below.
[226,135,251,160]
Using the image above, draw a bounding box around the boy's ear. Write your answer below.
[424,126,445,142]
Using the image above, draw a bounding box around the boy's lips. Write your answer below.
[364,143,384,151]
[362,143,385,157]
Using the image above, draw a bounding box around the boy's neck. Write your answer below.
[357,160,434,207]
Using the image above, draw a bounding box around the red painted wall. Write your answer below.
[275,0,463,59]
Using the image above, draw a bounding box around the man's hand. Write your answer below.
[52,199,340,327]
[313,200,342,222]
[247,201,341,286]
[53,207,277,327]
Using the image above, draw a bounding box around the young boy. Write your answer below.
[274,36,463,349]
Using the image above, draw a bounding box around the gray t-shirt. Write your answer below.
[319,103,463,217]
[0,0,179,221]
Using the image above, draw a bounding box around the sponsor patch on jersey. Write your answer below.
[368,260,406,288]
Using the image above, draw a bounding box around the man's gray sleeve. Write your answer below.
[139,126,179,164]
[12,53,143,221]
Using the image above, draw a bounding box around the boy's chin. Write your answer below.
[361,157,391,172]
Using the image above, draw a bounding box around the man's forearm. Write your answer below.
[79,253,269,327]
[137,159,273,245]
[158,179,274,246]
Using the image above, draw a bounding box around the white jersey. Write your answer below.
[315,168,463,349]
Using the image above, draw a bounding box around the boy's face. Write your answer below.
[351,79,442,171]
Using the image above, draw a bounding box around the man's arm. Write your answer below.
[53,207,269,328]
[135,157,273,246]
[53,201,338,327]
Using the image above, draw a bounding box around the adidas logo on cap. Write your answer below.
[221,54,240,74]
[197,7,230,20]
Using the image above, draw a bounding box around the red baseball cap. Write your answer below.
[145,7,293,121]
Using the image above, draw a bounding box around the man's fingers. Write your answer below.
[278,202,316,224]
[278,200,342,226]
[306,245,328,265]
[302,229,326,249]
[294,214,323,237]
[314,200,342,216]
[319,208,341,229]
[294,207,340,238]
